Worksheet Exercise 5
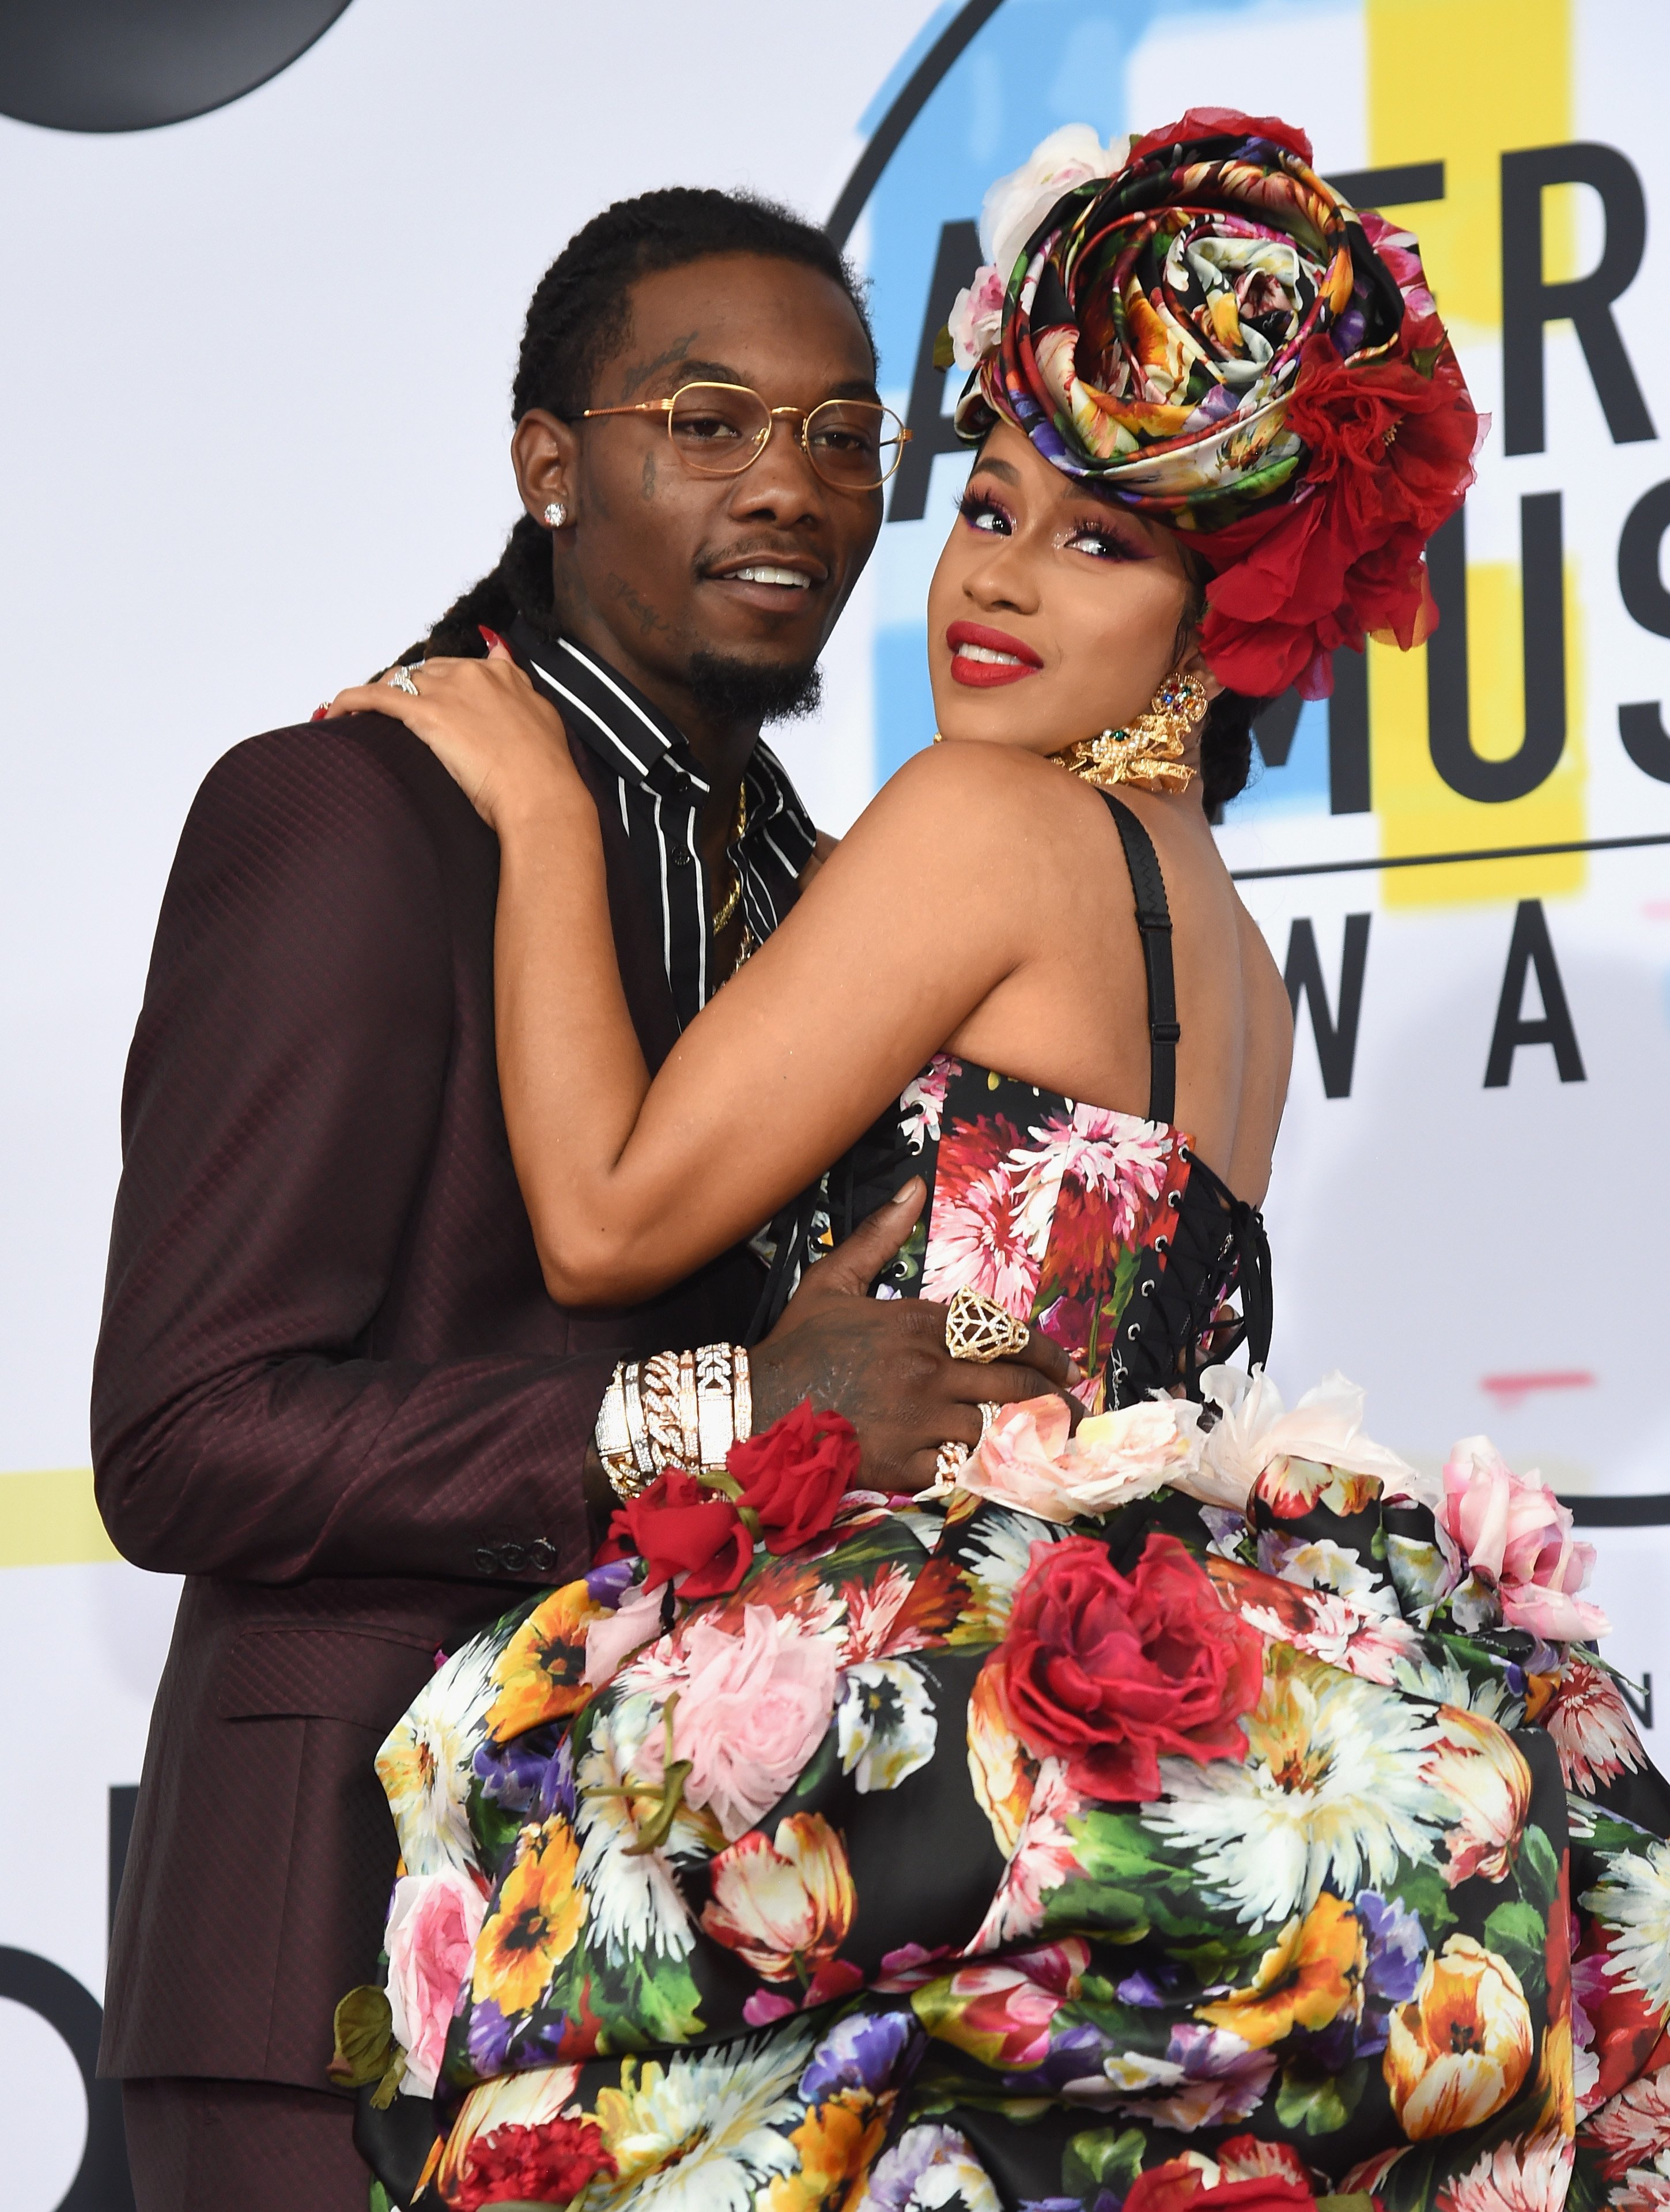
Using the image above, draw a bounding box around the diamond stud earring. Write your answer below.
[543,501,569,528]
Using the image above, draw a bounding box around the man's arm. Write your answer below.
[92,724,615,1587]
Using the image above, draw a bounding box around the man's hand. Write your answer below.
[750,1179,1080,1493]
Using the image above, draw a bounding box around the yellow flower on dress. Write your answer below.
[584,2030,811,2210]
[1197,1890,1367,2049]
[762,2095,889,2212]
[701,1813,856,1982]
[486,1580,610,1742]
[1384,1935,1534,2139]
[472,1815,584,2018]
[966,1654,1036,1857]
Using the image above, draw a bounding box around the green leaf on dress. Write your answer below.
[327,1984,395,2089]
[1062,2126,1145,2196]
[1389,1858,1457,1938]
[1483,1898,1548,1999]
[1275,2055,1368,2134]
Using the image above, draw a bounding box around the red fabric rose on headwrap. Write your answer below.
[951,108,1480,700]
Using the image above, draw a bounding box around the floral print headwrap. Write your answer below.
[949,109,1482,699]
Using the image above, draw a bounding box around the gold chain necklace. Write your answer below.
[712,782,748,936]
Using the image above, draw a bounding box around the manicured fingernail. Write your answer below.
[310,705,328,722]
[479,625,508,651]
[1067,1360,1086,1384]
[893,1176,924,1205]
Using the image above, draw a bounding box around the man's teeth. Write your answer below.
[955,643,1025,665]
[731,566,810,588]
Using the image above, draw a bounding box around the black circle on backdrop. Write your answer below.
[0,0,355,135]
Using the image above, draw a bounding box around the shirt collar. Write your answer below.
[510,618,711,797]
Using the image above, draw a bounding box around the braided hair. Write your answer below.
[400,189,873,666]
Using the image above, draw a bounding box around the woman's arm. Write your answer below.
[329,656,1035,1306]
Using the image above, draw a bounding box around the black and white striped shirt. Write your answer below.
[511,621,818,1029]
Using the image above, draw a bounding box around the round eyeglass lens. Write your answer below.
[667,384,771,472]
[805,399,905,489]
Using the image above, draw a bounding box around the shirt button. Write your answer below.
[670,847,692,868]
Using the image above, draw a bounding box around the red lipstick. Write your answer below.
[946,619,1044,688]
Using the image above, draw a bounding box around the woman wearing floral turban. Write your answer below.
[327,114,1669,2212]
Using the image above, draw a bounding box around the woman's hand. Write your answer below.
[326,638,582,832]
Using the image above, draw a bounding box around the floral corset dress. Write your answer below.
[360,801,1670,2212]
[751,793,1271,1413]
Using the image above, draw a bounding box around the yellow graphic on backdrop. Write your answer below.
[1366,0,1586,908]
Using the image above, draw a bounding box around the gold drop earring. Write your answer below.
[1053,669,1208,797]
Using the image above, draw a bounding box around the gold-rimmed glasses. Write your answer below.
[579,381,910,492]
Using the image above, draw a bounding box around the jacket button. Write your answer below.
[528,1539,556,1573]
[670,847,692,867]
[474,1545,500,1575]
[498,1542,528,1573]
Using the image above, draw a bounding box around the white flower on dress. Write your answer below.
[1250,1589,1424,1688]
[572,1694,708,1966]
[837,1659,939,1793]
[1391,1648,1523,1725]
[585,2024,814,2212]
[1143,1649,1443,1926]
[376,1634,497,1877]
[898,1055,958,1152]
[1583,1839,1670,2012]
[1199,1366,1425,1509]
[1548,1653,1646,1794]
[953,1511,1066,1644]
[1437,2129,1575,2212]
[859,2120,1002,2212]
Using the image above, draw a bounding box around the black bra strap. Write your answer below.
[1098,792,1179,1124]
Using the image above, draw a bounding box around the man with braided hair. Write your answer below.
[93,187,1074,2210]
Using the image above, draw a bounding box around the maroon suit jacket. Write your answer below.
[94,709,768,2086]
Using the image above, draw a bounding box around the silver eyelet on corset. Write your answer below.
[1155,1235,1169,1253]
[1167,1191,1182,1211]
[1140,1279,1154,1297]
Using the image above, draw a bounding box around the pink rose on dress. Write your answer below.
[384,1867,488,2097]
[1440,1437,1611,1643]
[658,1607,837,1841]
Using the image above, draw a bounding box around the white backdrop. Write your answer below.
[5,2,1669,2205]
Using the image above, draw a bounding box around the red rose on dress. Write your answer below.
[727,1399,859,1552]
[448,2115,615,2208]
[607,1470,751,1599]
[999,1531,1264,1801]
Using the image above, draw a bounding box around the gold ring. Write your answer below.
[945,1287,1029,1364]
[933,1438,969,1484]
[977,1402,1000,1447]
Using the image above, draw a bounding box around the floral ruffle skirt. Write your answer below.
[375,1459,1670,2212]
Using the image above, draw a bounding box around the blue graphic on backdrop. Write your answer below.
[838,0,1337,818]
